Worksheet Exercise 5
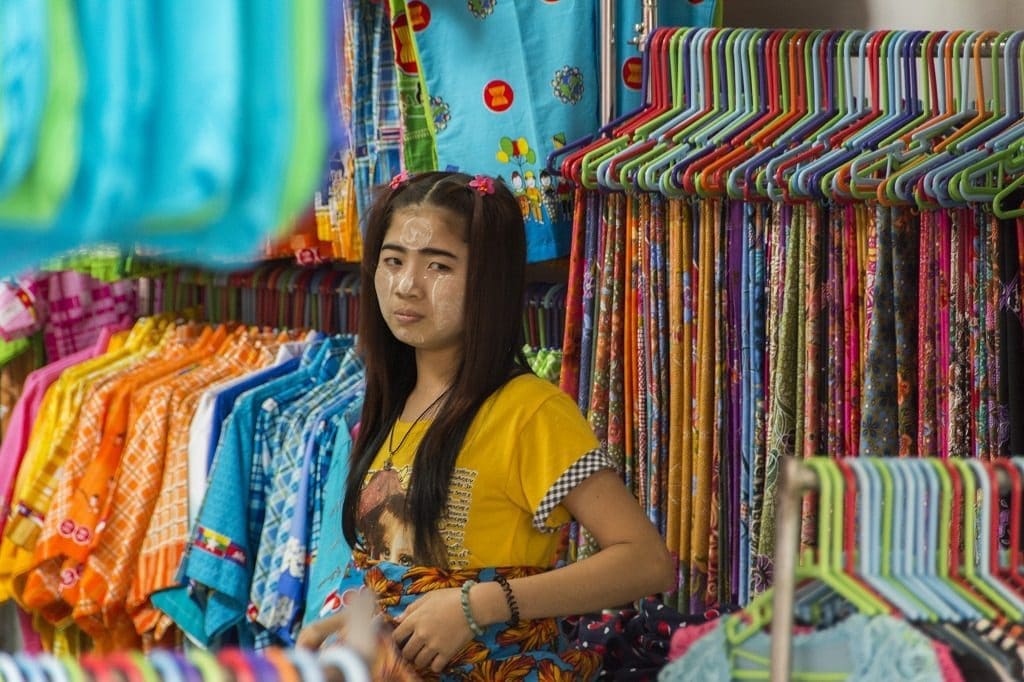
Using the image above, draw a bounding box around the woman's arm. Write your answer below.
[468,468,676,626]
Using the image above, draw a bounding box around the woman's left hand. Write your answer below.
[391,587,475,673]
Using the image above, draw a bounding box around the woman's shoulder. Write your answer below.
[489,372,569,403]
[478,372,581,424]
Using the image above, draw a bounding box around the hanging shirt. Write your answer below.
[185,342,309,532]
[151,336,352,646]
[250,364,364,644]
[0,327,117,538]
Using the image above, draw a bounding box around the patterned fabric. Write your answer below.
[349,0,405,218]
[250,354,364,644]
[349,552,602,680]
[565,597,726,681]
[659,614,954,682]
[533,449,618,534]
[0,271,137,363]
[613,1,720,118]
[400,0,599,262]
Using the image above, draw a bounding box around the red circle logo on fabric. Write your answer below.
[483,80,514,112]
[622,57,643,90]
[391,14,419,75]
[407,1,431,30]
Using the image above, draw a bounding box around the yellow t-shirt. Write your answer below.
[358,373,612,570]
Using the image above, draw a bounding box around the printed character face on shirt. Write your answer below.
[374,205,469,354]
[362,492,417,567]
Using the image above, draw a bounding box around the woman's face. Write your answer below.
[375,204,469,355]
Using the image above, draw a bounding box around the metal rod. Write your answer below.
[769,457,818,682]
[600,0,616,126]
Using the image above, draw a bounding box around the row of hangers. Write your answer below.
[148,265,570,346]
[737,456,1024,641]
[149,263,362,335]
[0,645,371,682]
[523,282,567,350]
[549,27,1024,216]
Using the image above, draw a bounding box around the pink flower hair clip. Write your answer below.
[389,170,411,190]
[468,175,496,196]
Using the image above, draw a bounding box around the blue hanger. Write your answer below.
[914,459,982,619]
[849,458,928,619]
[925,32,1023,206]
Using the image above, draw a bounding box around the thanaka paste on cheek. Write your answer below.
[429,276,464,332]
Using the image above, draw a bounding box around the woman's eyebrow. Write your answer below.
[381,243,459,259]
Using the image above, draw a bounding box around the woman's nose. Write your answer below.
[395,270,422,297]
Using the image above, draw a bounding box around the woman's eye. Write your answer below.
[428,262,451,272]
[382,256,401,267]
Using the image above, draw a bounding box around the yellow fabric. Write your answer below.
[0,319,165,600]
[362,374,598,570]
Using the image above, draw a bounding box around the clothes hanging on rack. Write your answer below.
[749,456,1024,681]
[0,316,364,654]
[554,25,1024,615]
[0,2,339,276]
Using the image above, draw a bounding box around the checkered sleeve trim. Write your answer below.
[532,448,619,533]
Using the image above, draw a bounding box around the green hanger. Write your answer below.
[950,458,1024,620]
[581,27,694,189]
[725,458,885,649]
[928,459,999,618]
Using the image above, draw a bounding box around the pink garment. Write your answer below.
[0,326,119,536]
[933,640,964,682]
[0,272,137,362]
[39,272,137,361]
[16,606,41,654]
[668,619,719,661]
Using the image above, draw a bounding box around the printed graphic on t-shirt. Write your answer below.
[357,464,477,569]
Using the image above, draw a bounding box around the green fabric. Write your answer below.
[0,0,82,223]
[388,0,437,172]
[41,246,129,282]
[0,337,29,368]
[275,0,328,230]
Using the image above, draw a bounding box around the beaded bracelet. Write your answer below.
[493,573,520,626]
[460,580,485,636]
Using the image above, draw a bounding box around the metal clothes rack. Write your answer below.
[770,456,1013,681]
[599,0,659,125]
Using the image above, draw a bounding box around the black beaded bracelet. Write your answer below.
[493,573,520,627]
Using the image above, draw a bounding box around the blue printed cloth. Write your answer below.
[614,1,720,118]
[405,0,599,262]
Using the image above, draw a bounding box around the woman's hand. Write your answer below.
[296,609,349,650]
[392,587,475,674]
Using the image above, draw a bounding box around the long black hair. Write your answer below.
[342,171,530,565]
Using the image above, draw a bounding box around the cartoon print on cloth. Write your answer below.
[399,0,599,262]
[551,66,585,105]
[357,464,476,569]
[430,96,451,132]
[467,0,497,19]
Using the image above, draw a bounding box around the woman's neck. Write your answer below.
[402,347,459,419]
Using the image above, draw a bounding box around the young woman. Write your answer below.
[298,171,674,678]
